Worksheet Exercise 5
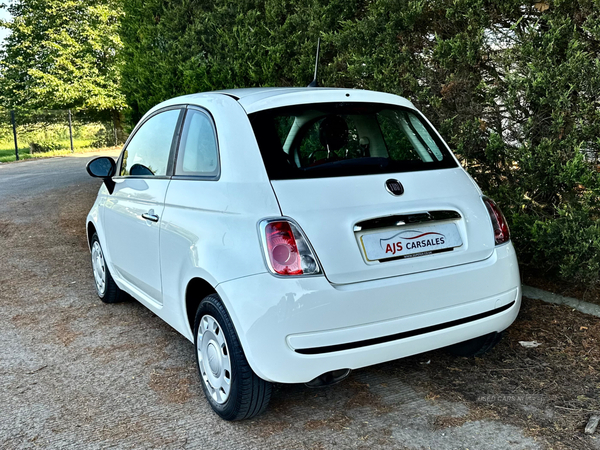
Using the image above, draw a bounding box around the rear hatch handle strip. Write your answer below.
[354,210,461,232]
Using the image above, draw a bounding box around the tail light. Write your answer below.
[259,219,321,276]
[483,197,510,245]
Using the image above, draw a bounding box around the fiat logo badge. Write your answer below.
[385,179,404,196]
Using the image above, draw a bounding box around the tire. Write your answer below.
[194,294,272,421]
[90,233,123,303]
[446,332,503,357]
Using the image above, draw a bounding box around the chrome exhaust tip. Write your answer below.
[305,369,352,388]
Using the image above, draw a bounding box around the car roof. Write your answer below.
[150,87,415,116]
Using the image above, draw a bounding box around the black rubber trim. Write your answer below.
[355,210,462,231]
[295,300,516,355]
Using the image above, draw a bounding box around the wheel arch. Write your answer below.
[86,221,97,251]
[185,277,218,335]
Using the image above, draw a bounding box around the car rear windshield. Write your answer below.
[249,102,457,180]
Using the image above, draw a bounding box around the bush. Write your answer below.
[29,140,66,153]
[120,0,600,287]
[90,125,113,148]
[527,207,600,286]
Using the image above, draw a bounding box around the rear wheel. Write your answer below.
[194,294,271,420]
[90,233,123,303]
[446,332,503,357]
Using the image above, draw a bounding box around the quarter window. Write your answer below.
[175,109,219,177]
[120,109,181,177]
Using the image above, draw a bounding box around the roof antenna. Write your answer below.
[307,37,321,87]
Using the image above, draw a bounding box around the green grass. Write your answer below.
[0,139,108,163]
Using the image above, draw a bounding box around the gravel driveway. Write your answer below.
[0,156,598,450]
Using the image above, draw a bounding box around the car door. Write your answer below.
[159,107,222,301]
[103,107,183,305]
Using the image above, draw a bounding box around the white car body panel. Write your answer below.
[155,87,415,115]
[159,178,281,339]
[103,178,170,304]
[270,168,495,284]
[217,243,520,383]
[86,87,521,384]
[157,96,283,341]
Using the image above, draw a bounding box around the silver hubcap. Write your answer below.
[91,241,107,296]
[197,315,231,404]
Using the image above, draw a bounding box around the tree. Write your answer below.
[120,0,600,286]
[0,0,126,136]
[120,0,363,119]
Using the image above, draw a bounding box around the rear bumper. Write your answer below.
[217,242,521,383]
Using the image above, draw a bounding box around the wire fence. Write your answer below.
[0,109,127,162]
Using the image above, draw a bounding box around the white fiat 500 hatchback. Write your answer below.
[86,87,520,420]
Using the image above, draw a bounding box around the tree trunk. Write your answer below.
[111,109,125,145]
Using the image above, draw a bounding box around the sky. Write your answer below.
[0,6,12,47]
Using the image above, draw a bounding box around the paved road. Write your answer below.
[0,155,594,450]
[0,152,119,206]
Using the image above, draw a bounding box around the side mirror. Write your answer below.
[87,156,116,177]
[86,156,116,194]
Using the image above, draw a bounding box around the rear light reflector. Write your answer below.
[260,219,321,276]
[483,197,510,245]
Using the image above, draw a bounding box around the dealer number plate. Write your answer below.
[360,222,463,261]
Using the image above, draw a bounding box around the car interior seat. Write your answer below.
[319,116,349,157]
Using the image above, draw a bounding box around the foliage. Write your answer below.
[120,0,366,119]
[90,124,116,148]
[29,140,65,153]
[0,110,113,161]
[121,0,600,287]
[0,143,116,162]
[0,0,127,113]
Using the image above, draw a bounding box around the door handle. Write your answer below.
[142,211,159,222]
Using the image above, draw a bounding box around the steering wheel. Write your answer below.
[307,148,340,166]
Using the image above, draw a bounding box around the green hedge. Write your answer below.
[121,0,600,287]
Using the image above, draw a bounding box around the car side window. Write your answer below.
[175,109,219,177]
[120,109,181,177]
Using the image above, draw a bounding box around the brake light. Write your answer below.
[483,197,510,245]
[261,220,321,276]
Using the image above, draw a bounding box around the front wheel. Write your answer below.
[194,294,272,420]
[90,233,123,303]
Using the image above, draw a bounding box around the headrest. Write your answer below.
[319,116,348,151]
